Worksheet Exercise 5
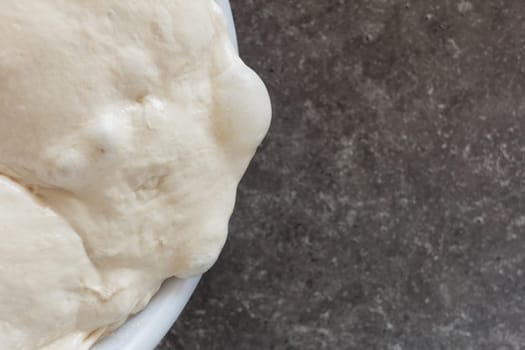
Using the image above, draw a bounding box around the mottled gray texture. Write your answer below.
[157,1,525,349]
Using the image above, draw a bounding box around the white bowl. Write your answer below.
[92,1,237,349]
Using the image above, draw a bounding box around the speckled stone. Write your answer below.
[157,1,525,349]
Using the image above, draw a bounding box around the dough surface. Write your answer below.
[0,1,271,349]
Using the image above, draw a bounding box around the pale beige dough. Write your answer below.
[0,1,271,349]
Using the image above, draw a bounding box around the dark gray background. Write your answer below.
[158,1,525,349]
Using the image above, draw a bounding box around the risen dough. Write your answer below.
[0,1,271,349]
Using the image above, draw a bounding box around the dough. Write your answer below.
[0,1,271,349]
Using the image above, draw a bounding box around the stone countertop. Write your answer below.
[158,1,525,349]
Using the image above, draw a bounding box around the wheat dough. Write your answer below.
[0,1,271,349]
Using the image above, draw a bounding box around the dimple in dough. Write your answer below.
[0,1,271,349]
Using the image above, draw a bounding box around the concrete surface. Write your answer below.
[158,1,525,349]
